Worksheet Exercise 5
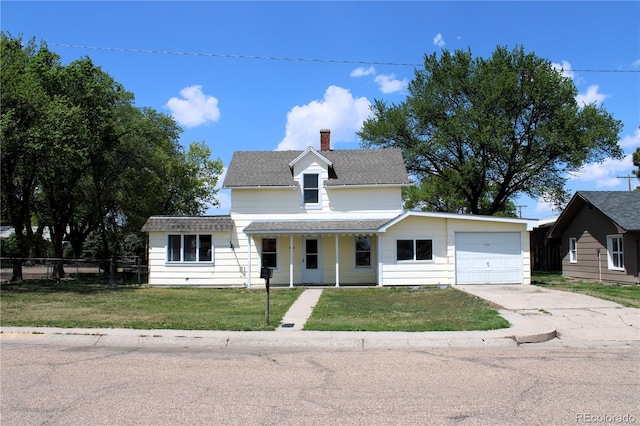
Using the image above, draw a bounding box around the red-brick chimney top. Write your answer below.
[320,129,331,151]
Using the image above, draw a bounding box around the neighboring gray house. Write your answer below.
[547,191,640,284]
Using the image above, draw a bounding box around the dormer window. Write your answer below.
[303,173,319,204]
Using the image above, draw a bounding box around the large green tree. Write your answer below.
[1,34,222,280]
[359,46,623,215]
[0,35,55,280]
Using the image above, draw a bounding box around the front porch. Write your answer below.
[243,219,390,288]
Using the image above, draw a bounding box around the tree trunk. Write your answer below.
[48,224,67,280]
[11,259,23,282]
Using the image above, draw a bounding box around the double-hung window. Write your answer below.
[396,239,433,261]
[568,237,577,263]
[303,173,319,205]
[261,238,277,269]
[606,235,624,270]
[355,236,371,268]
[167,234,213,262]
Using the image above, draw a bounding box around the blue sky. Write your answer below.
[3,1,639,219]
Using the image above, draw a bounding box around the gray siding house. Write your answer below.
[547,191,640,284]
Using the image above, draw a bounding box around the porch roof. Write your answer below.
[141,215,234,232]
[243,219,391,235]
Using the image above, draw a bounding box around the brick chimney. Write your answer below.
[320,129,331,151]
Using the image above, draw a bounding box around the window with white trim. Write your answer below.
[606,234,624,270]
[167,234,213,262]
[303,173,319,204]
[396,239,433,261]
[261,238,277,268]
[568,237,577,263]
[355,236,371,268]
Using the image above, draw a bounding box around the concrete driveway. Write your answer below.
[458,285,639,347]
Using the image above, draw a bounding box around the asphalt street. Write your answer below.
[2,340,639,425]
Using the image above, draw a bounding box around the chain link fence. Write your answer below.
[0,257,148,285]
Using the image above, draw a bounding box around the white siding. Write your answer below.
[231,186,403,216]
[147,232,248,287]
[379,216,451,285]
[379,216,532,286]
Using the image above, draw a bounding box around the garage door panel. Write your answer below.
[455,232,522,285]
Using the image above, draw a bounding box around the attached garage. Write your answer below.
[378,212,536,286]
[455,232,523,284]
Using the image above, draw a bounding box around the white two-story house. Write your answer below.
[142,130,537,287]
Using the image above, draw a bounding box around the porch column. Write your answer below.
[289,235,294,288]
[247,235,252,289]
[377,234,383,287]
[335,234,340,287]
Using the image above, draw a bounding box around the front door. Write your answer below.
[302,237,322,284]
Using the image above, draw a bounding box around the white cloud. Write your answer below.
[534,199,558,217]
[619,127,640,151]
[165,85,220,127]
[551,61,610,107]
[568,154,633,188]
[350,66,376,77]
[552,60,575,80]
[276,86,372,151]
[632,59,640,68]
[575,85,609,107]
[433,33,445,47]
[374,74,408,94]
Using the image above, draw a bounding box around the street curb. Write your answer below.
[511,328,558,344]
[0,320,558,350]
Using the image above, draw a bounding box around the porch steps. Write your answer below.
[276,289,323,331]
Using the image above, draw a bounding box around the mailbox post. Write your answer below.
[260,266,273,325]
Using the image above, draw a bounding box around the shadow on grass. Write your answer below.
[0,276,140,294]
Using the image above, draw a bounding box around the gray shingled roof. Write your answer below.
[141,216,234,232]
[222,148,411,188]
[576,191,640,230]
[243,219,392,234]
[548,191,640,237]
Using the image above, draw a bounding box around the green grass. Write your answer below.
[303,287,509,332]
[0,281,303,331]
[532,271,640,308]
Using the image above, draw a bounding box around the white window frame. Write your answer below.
[302,173,321,208]
[568,237,577,263]
[354,236,372,269]
[395,238,434,262]
[606,234,624,271]
[166,234,214,263]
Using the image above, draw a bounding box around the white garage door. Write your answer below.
[455,232,523,285]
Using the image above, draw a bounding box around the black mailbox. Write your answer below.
[260,266,273,280]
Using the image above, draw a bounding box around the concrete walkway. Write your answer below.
[276,288,323,331]
[2,285,638,350]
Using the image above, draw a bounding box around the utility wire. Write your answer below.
[49,43,418,67]
[49,43,640,73]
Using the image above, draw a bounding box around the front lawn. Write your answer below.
[532,271,640,308]
[0,282,303,331]
[304,286,509,331]
[1,282,510,332]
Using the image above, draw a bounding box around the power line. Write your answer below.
[49,43,640,73]
[49,43,418,67]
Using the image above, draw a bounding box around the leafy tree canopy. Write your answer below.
[359,46,623,215]
[1,34,223,279]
